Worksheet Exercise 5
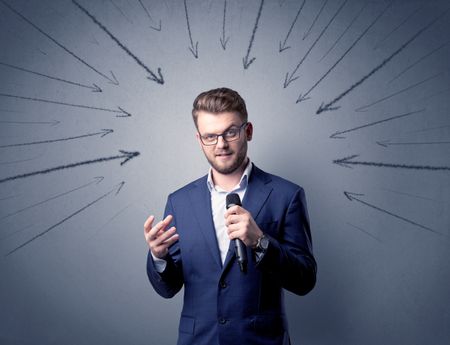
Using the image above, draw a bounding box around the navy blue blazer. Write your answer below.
[147,164,316,345]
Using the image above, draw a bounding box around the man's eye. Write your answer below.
[225,129,238,137]
[204,134,216,140]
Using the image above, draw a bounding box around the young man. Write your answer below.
[144,88,316,345]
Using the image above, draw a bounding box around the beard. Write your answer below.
[204,141,248,175]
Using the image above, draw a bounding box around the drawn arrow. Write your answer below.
[72,0,164,84]
[347,222,382,243]
[220,0,230,50]
[303,0,329,41]
[373,5,423,50]
[279,0,306,53]
[0,119,60,126]
[284,0,347,88]
[377,139,450,147]
[319,3,367,62]
[334,154,450,172]
[296,1,393,103]
[6,181,125,256]
[343,191,439,234]
[329,108,425,139]
[243,0,265,69]
[184,0,198,58]
[316,8,449,114]
[0,0,118,85]
[0,92,131,117]
[0,129,113,149]
[138,0,162,31]
[355,72,441,112]
[0,176,103,222]
[0,150,139,185]
[0,61,102,92]
[388,40,450,84]
[109,0,132,24]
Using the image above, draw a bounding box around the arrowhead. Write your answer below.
[189,42,199,58]
[115,181,126,195]
[220,36,229,50]
[316,102,340,114]
[100,129,114,137]
[243,56,256,69]
[296,93,310,104]
[108,71,119,85]
[279,41,290,53]
[94,176,104,184]
[329,132,345,139]
[343,191,364,201]
[116,107,132,117]
[150,19,161,31]
[333,154,359,168]
[147,67,164,84]
[50,120,60,127]
[119,150,140,166]
[283,72,299,88]
[91,83,102,92]
[376,140,390,147]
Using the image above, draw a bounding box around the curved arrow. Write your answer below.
[0,129,113,148]
[0,150,139,185]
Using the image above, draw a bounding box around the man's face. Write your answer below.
[196,111,252,175]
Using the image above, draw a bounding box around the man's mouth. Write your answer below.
[216,152,232,157]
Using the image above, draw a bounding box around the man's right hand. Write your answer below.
[144,214,179,259]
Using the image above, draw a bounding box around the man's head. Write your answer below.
[192,88,253,176]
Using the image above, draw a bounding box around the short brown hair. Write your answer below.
[192,88,248,127]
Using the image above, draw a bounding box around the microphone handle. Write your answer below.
[234,238,247,272]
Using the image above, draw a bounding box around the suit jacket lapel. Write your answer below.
[189,177,223,269]
[221,164,273,273]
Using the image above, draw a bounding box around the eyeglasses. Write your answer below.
[199,122,248,146]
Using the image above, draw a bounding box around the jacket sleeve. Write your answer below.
[146,195,184,298]
[257,187,317,296]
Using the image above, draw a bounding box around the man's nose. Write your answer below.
[216,135,229,148]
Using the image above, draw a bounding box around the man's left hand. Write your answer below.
[225,205,263,248]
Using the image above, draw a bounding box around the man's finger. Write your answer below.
[144,215,155,233]
[149,214,173,238]
[224,205,244,218]
[154,227,177,245]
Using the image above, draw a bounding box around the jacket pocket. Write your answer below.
[179,315,195,334]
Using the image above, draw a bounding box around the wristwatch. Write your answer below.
[255,234,269,252]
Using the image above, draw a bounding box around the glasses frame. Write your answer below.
[198,122,248,146]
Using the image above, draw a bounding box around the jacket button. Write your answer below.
[219,281,227,288]
[219,318,227,324]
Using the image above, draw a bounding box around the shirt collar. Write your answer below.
[207,158,253,192]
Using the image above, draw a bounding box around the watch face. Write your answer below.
[259,236,269,250]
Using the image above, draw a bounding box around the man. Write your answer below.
[144,88,316,345]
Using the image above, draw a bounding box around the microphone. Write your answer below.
[226,193,247,273]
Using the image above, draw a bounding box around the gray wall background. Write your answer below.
[0,0,449,344]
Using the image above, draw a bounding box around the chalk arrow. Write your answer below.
[279,0,306,53]
[377,140,450,147]
[184,0,199,58]
[296,93,311,104]
[243,0,265,69]
[0,0,119,86]
[150,19,162,32]
[0,129,113,149]
[0,150,140,185]
[0,61,102,92]
[6,181,125,256]
[220,0,229,50]
[0,176,104,222]
[0,92,131,117]
[343,191,439,234]
[334,154,450,171]
[72,0,164,84]
[0,119,60,127]
[329,109,425,139]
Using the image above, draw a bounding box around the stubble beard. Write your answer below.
[205,142,248,175]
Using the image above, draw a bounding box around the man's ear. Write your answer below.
[245,122,253,141]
